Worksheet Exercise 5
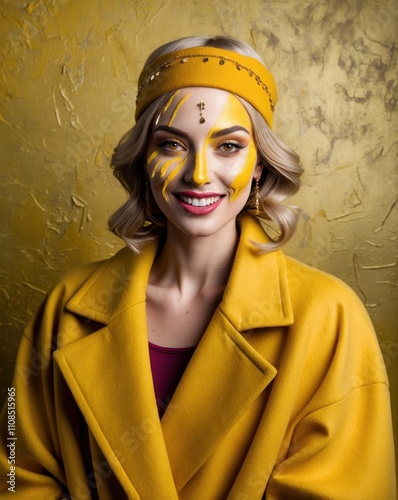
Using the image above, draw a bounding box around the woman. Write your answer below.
[0,36,395,499]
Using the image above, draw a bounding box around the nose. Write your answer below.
[184,151,210,186]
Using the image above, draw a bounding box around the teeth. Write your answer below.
[180,195,221,206]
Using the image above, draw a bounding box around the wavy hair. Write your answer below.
[109,35,303,252]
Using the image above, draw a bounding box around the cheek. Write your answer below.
[146,149,186,201]
[229,141,257,200]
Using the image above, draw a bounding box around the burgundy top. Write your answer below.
[149,342,196,417]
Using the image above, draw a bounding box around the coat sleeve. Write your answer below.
[266,272,396,500]
[0,297,68,499]
[266,382,396,499]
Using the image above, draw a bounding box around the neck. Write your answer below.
[149,220,239,295]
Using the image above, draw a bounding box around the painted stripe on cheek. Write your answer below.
[150,159,162,178]
[160,158,182,177]
[147,150,158,164]
[161,157,188,199]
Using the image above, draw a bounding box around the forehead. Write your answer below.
[155,87,252,131]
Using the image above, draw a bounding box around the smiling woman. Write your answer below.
[0,35,395,499]
[144,88,260,239]
[109,40,302,253]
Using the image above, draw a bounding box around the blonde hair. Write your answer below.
[109,36,303,252]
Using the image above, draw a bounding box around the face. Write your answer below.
[145,87,262,238]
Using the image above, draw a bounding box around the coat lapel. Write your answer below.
[161,308,278,490]
[54,244,179,498]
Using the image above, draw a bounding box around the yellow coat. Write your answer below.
[0,216,396,499]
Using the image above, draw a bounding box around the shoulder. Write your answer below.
[283,254,367,313]
[280,254,389,388]
[49,246,133,299]
[27,247,135,331]
[22,247,139,350]
[280,254,380,354]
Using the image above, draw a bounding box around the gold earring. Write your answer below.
[197,101,205,123]
[255,177,260,215]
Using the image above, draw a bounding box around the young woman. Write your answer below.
[0,36,395,499]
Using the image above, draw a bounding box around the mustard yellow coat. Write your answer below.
[0,216,396,499]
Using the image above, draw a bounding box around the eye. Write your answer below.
[218,141,245,154]
[157,139,186,152]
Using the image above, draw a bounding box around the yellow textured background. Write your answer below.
[1,0,397,479]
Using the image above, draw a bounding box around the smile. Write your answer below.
[174,192,224,215]
[179,195,221,207]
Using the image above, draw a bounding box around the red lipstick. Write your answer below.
[174,192,224,215]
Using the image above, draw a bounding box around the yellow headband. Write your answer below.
[135,46,277,128]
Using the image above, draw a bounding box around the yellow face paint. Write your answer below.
[146,90,257,206]
[155,90,181,125]
[147,93,194,200]
[193,151,210,185]
[149,155,185,199]
[168,93,190,126]
[162,90,180,115]
[161,157,187,199]
[160,158,180,177]
[229,140,257,201]
[147,150,158,165]
[150,159,162,178]
[202,93,256,200]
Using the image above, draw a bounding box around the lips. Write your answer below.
[179,195,221,207]
[174,192,224,215]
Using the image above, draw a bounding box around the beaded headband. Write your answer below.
[135,46,277,128]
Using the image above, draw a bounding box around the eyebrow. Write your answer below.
[211,126,250,138]
[153,125,250,139]
[153,125,189,139]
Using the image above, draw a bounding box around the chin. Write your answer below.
[167,215,239,240]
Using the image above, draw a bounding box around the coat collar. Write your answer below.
[65,240,157,325]
[66,215,293,330]
[54,215,293,495]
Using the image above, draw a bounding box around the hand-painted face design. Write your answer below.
[145,87,261,237]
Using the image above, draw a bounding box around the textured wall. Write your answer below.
[1,0,397,473]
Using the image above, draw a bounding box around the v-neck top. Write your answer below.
[149,342,196,417]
